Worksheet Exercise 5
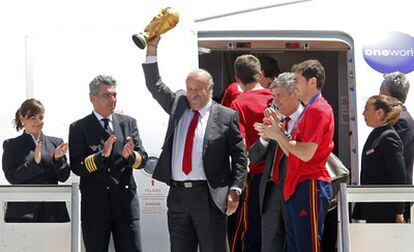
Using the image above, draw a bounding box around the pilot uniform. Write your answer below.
[69,112,147,252]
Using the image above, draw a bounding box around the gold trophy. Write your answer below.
[132,7,179,49]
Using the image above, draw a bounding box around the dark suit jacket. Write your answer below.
[249,139,287,213]
[394,108,414,184]
[2,132,70,222]
[69,113,147,222]
[352,125,407,220]
[142,62,247,213]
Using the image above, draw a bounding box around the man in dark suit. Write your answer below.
[69,75,147,252]
[250,72,302,252]
[141,34,247,252]
[380,71,414,222]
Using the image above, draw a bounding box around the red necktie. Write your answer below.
[272,117,291,185]
[182,111,200,175]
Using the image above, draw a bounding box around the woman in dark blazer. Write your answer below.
[352,95,408,223]
[2,98,70,222]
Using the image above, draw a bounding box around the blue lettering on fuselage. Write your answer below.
[363,31,414,74]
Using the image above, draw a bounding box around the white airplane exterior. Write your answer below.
[0,0,413,251]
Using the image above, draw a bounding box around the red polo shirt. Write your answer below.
[230,88,273,174]
[284,97,334,200]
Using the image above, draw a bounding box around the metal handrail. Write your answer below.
[0,183,80,252]
[337,183,414,252]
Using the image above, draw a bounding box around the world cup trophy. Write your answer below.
[132,7,179,49]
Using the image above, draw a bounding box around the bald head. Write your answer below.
[186,69,214,88]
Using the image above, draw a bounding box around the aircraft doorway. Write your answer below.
[198,31,357,183]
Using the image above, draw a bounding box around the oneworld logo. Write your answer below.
[364,48,414,57]
[363,31,414,74]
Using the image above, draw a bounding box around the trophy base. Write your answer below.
[132,34,147,49]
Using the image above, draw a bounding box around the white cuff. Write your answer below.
[259,137,269,147]
[230,186,242,195]
[145,56,157,64]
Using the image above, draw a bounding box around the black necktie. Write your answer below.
[101,118,114,135]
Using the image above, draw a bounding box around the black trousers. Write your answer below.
[261,181,286,252]
[82,219,142,252]
[244,174,262,252]
[167,184,228,252]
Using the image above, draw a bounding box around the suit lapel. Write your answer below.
[16,133,37,161]
[20,132,36,149]
[165,97,189,144]
[39,133,53,162]
[112,113,125,155]
[202,102,219,157]
[264,141,278,177]
[86,113,109,146]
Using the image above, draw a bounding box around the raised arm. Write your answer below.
[142,33,176,114]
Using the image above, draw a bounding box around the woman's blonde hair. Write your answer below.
[368,94,402,126]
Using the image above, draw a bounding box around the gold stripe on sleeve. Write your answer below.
[132,151,142,169]
[84,155,97,173]
[84,156,92,172]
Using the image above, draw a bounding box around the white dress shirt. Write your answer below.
[171,101,212,181]
[145,57,242,193]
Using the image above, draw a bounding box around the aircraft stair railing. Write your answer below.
[0,183,80,252]
[338,183,414,252]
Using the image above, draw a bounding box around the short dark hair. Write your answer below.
[259,56,280,79]
[234,55,261,84]
[291,59,326,90]
[380,71,410,103]
[14,98,45,131]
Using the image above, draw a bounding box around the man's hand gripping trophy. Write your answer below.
[132,7,179,49]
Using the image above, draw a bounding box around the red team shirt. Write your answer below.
[284,97,334,200]
[230,89,273,174]
[221,82,243,108]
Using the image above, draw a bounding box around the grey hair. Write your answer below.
[380,71,410,103]
[89,75,117,95]
[270,72,295,94]
[187,69,214,87]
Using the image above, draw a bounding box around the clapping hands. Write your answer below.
[254,107,284,141]
[54,142,68,160]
